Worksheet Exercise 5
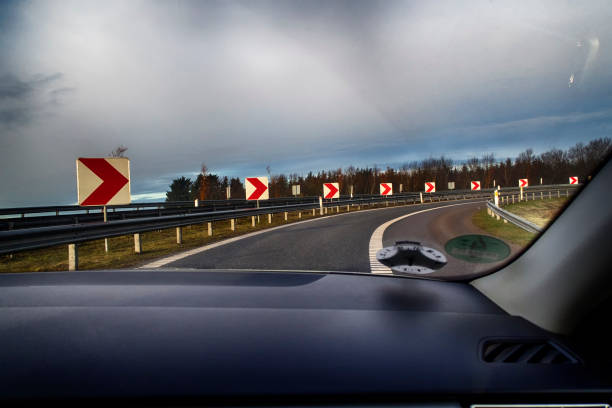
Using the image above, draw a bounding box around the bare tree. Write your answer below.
[110,145,128,157]
[199,163,208,201]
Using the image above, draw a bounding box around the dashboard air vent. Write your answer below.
[481,340,578,364]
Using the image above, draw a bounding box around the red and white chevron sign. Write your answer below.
[519,179,528,188]
[76,158,130,206]
[380,183,392,196]
[569,176,578,185]
[323,182,340,199]
[425,182,436,193]
[471,181,481,191]
[245,177,269,200]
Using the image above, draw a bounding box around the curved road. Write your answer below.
[156,199,520,278]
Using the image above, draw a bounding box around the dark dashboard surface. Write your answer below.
[0,269,609,403]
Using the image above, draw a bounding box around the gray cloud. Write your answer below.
[1,0,611,206]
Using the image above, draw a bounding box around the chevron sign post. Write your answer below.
[471,181,481,191]
[245,177,269,200]
[77,158,130,206]
[425,182,436,193]
[380,183,392,196]
[569,176,578,185]
[323,183,340,199]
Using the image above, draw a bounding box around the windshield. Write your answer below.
[1,0,611,278]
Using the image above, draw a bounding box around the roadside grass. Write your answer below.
[472,209,535,247]
[472,197,568,247]
[1,201,402,273]
[502,197,568,227]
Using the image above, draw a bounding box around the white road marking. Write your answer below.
[368,201,484,274]
[140,202,420,268]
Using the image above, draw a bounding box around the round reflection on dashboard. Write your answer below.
[444,234,510,264]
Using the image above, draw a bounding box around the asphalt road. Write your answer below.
[165,199,520,277]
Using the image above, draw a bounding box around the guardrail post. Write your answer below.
[68,244,78,271]
[557,190,560,198]
[346,205,350,212]
[532,192,535,200]
[312,208,316,216]
[420,192,423,203]
[548,191,551,199]
[566,189,569,197]
[540,191,543,200]
[298,211,302,219]
[284,212,288,221]
[194,199,199,207]
[230,219,235,231]
[103,206,109,253]
[268,213,272,224]
[134,234,142,253]
[207,222,212,236]
[176,227,183,244]
[336,205,339,212]
[251,216,256,227]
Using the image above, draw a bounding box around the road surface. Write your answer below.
[159,199,520,278]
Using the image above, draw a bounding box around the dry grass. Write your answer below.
[503,197,568,227]
[472,208,535,247]
[1,202,398,273]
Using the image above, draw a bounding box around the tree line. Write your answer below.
[166,137,611,201]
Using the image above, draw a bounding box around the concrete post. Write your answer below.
[230,219,235,231]
[532,192,535,200]
[251,216,256,227]
[336,206,339,213]
[298,212,302,219]
[207,222,212,236]
[420,192,423,203]
[566,189,569,197]
[176,227,183,244]
[557,190,560,198]
[68,244,78,271]
[194,199,199,207]
[134,234,142,254]
[319,196,323,216]
[346,205,350,212]
[268,213,272,224]
[312,208,315,216]
[548,191,551,199]
[284,212,288,221]
[520,186,523,201]
[540,191,543,200]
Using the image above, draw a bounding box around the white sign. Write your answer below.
[323,183,340,199]
[77,158,130,206]
[380,183,393,196]
[448,182,455,190]
[245,177,269,200]
[292,185,301,195]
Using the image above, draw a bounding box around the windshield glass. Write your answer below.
[1,0,611,278]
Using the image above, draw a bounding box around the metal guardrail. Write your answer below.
[486,201,542,233]
[0,192,492,256]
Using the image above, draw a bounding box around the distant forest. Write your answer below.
[166,137,611,201]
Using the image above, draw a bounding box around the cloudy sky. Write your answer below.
[1,0,611,206]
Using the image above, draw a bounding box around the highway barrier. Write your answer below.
[1,185,578,270]
[486,188,573,233]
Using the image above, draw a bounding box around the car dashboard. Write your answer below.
[0,269,610,406]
